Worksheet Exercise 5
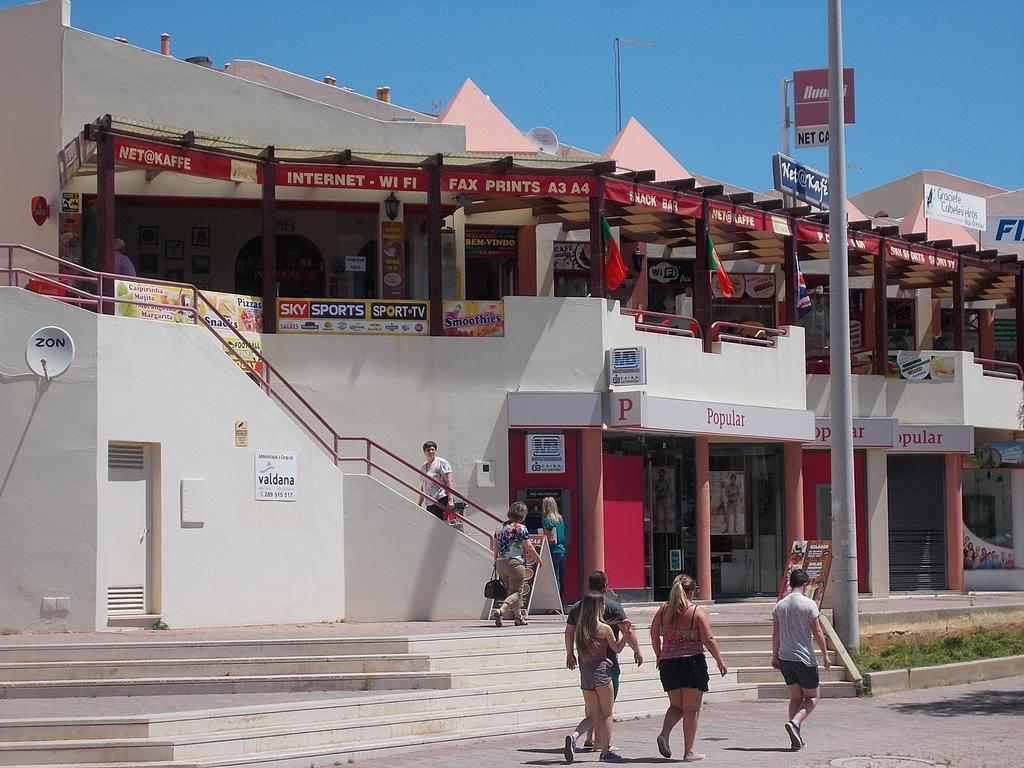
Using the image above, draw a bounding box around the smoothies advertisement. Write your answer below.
[778,540,833,606]
[442,300,505,337]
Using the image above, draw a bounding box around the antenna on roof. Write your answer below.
[525,126,559,155]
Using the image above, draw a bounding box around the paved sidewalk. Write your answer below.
[361,675,1024,768]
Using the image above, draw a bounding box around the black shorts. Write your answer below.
[659,654,709,693]
[779,659,820,690]
[426,496,448,520]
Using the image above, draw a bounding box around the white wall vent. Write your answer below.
[108,443,144,471]
[107,585,145,614]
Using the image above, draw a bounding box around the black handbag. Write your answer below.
[484,568,508,600]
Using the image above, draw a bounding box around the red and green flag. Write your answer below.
[706,230,733,298]
[601,218,628,292]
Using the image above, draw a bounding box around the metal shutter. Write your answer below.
[887,455,946,591]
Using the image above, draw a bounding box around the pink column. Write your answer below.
[695,436,712,601]
[978,309,995,360]
[945,454,964,592]
[580,428,605,576]
[784,442,805,548]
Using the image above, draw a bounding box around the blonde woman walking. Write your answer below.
[650,575,728,762]
[542,496,567,597]
[491,502,540,626]
[563,592,634,764]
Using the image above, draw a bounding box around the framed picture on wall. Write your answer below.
[194,281,212,291]
[191,227,211,247]
[139,253,158,273]
[138,226,158,246]
[165,240,184,260]
[164,268,185,282]
[191,254,211,274]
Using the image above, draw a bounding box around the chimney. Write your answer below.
[375,85,391,103]
[113,36,128,43]
[160,33,171,56]
[185,56,213,68]
[323,75,337,86]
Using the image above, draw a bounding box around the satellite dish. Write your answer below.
[26,326,75,380]
[525,126,559,155]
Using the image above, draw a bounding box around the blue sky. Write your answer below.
[7,0,1023,195]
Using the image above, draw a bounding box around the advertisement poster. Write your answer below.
[114,279,194,323]
[442,300,505,337]
[887,350,956,381]
[964,443,1024,470]
[963,527,1015,570]
[380,221,404,299]
[276,298,429,336]
[779,540,833,606]
[487,535,562,615]
[710,471,745,535]
[465,226,517,258]
[254,451,298,502]
[553,241,590,271]
[652,466,675,533]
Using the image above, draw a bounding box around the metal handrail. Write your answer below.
[976,356,1024,381]
[708,321,785,347]
[2,243,502,533]
[621,307,699,338]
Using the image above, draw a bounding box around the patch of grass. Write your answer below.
[853,626,1024,671]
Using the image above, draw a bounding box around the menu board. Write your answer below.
[778,539,833,606]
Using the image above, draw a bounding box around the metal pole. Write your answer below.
[780,77,792,207]
[614,38,621,133]
[827,0,859,652]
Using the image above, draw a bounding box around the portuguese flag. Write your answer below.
[601,218,628,292]
[707,230,733,298]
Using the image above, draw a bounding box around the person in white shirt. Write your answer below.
[771,569,831,751]
[419,441,453,521]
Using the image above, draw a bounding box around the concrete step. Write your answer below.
[734,666,850,683]
[755,681,858,699]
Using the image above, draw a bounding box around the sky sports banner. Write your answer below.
[924,184,986,231]
[277,298,428,335]
[773,153,829,209]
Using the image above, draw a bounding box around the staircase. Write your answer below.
[0,618,856,767]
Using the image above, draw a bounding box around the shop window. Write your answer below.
[235,235,325,298]
[554,241,591,298]
[963,469,1013,549]
[466,226,517,300]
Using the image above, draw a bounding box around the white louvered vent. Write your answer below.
[107,585,145,614]
[108,443,144,471]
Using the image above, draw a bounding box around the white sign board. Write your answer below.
[526,433,565,474]
[810,418,897,448]
[924,184,987,231]
[795,125,830,149]
[607,347,647,386]
[892,424,974,454]
[254,451,298,501]
[983,216,1024,247]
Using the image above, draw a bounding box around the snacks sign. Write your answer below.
[886,350,956,381]
[199,290,264,375]
[442,300,504,337]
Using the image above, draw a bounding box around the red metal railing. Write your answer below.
[1,244,501,537]
[621,307,700,338]
[708,321,786,347]
[976,357,1024,381]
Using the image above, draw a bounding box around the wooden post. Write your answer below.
[783,233,799,325]
[953,253,965,351]
[427,154,444,336]
[589,177,606,298]
[95,125,115,312]
[694,197,712,352]
[261,148,277,334]
[873,238,889,375]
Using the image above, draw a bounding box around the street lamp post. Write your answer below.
[614,37,655,133]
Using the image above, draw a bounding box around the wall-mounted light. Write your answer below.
[30,195,50,227]
[384,192,400,221]
[631,246,645,273]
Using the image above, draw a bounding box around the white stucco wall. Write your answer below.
[343,475,492,621]
[95,315,345,629]
[263,297,809,520]
[0,287,98,633]
[0,0,66,259]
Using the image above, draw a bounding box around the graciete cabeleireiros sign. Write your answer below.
[772,153,829,210]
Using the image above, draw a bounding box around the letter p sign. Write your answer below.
[618,397,633,422]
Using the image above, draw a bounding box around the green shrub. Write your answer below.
[853,627,1024,671]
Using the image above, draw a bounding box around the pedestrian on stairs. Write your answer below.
[419,441,454,522]
[650,574,728,763]
[772,568,831,751]
[490,502,541,626]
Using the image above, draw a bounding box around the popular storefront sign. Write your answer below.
[892,424,974,454]
[254,451,297,502]
[924,184,987,232]
[809,418,897,448]
[772,153,829,209]
[779,540,833,607]
[442,300,505,337]
[276,298,428,335]
[887,350,957,381]
[607,392,815,441]
[115,279,194,323]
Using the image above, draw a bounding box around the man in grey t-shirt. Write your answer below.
[771,569,830,751]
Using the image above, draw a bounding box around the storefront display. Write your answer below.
[465,226,517,300]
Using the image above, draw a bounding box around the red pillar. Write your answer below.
[978,309,995,359]
[94,123,115,312]
[945,453,964,592]
[427,155,444,336]
[580,428,605,577]
[784,442,805,548]
[695,436,712,601]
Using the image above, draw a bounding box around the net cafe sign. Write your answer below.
[924,184,987,232]
[773,153,829,209]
